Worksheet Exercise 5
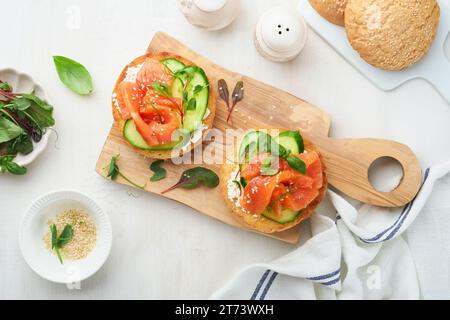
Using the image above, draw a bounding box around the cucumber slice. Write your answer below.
[274,131,304,154]
[172,78,184,99]
[161,59,185,99]
[161,60,210,133]
[161,58,185,74]
[238,131,273,163]
[262,209,301,224]
[182,66,209,133]
[123,119,183,151]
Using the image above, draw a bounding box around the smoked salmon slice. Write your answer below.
[241,151,323,215]
[116,58,182,146]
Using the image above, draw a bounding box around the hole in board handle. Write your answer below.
[368,157,404,193]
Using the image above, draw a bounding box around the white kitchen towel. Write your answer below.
[211,162,450,300]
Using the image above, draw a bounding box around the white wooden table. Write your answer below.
[1,0,449,299]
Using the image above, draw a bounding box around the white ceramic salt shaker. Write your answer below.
[254,6,308,63]
[178,0,240,31]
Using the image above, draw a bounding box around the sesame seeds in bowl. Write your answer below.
[19,190,112,284]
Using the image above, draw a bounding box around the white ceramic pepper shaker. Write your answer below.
[254,5,308,63]
[178,0,241,31]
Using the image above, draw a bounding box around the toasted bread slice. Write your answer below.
[112,52,216,159]
[220,139,327,234]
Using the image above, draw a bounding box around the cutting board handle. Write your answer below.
[315,137,422,207]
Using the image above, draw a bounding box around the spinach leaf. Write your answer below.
[150,160,167,182]
[0,81,12,92]
[10,134,33,155]
[21,93,53,111]
[12,97,32,111]
[53,55,93,95]
[23,104,55,128]
[162,167,219,194]
[0,117,23,143]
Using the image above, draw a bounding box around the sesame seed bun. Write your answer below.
[112,52,216,159]
[220,138,327,234]
[345,0,440,70]
[309,0,348,26]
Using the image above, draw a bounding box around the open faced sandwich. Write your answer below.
[221,130,327,233]
[112,53,215,159]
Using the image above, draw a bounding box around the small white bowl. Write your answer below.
[19,190,112,284]
[0,68,54,167]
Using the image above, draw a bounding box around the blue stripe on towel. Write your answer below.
[250,270,270,300]
[320,277,340,286]
[253,269,341,300]
[359,168,430,244]
[307,269,340,281]
[259,272,278,300]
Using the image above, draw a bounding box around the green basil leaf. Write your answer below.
[5,160,27,175]
[150,160,167,182]
[0,117,24,143]
[287,155,306,175]
[57,224,74,247]
[53,55,93,95]
[50,224,58,250]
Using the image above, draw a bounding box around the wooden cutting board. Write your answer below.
[95,32,422,244]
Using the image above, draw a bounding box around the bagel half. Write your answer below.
[220,138,327,234]
[112,52,216,159]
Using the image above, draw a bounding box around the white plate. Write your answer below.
[19,190,112,284]
[298,0,450,104]
[0,68,54,166]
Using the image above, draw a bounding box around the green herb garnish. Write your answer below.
[260,156,279,176]
[53,56,93,95]
[161,167,219,194]
[50,224,74,264]
[240,177,248,188]
[150,160,167,182]
[151,82,172,97]
[286,155,306,175]
[186,98,197,111]
[0,155,27,175]
[0,81,55,175]
[193,85,204,95]
[268,191,290,211]
[146,103,163,123]
[105,154,146,190]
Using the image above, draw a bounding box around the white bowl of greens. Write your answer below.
[0,69,55,174]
